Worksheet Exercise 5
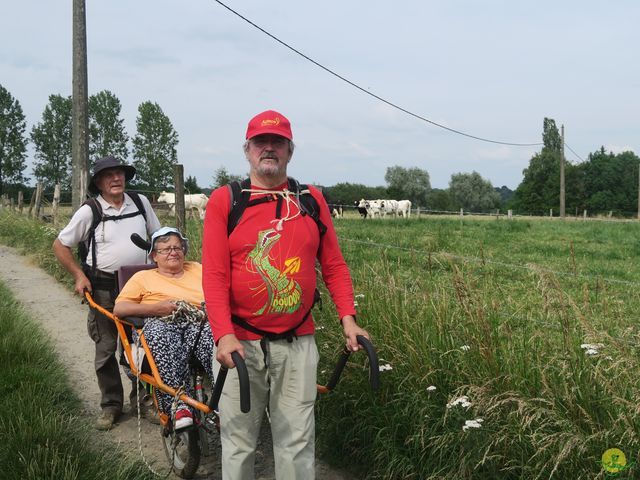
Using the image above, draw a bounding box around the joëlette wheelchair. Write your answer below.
[84,233,380,479]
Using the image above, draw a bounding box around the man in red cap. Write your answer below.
[202,110,370,479]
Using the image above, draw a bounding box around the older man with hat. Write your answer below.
[202,110,371,479]
[53,155,160,430]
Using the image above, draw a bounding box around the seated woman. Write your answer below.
[113,226,214,429]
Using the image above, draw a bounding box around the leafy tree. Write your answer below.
[88,90,128,164]
[384,165,431,206]
[511,118,561,215]
[211,167,242,189]
[0,85,28,194]
[583,148,639,215]
[31,94,72,188]
[323,182,387,206]
[185,175,202,193]
[132,101,178,190]
[426,188,453,211]
[449,171,501,212]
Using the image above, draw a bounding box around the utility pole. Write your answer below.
[559,124,565,218]
[72,0,89,211]
[637,162,640,220]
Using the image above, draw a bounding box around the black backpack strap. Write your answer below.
[231,304,314,343]
[126,191,148,223]
[227,178,252,236]
[291,178,327,236]
[77,198,103,279]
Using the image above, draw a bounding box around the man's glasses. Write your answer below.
[251,136,288,148]
[155,246,185,255]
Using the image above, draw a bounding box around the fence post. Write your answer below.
[416,206,420,218]
[459,208,464,217]
[173,164,186,231]
[583,210,587,220]
[18,191,24,213]
[52,184,61,225]
[32,183,43,219]
[508,209,513,219]
[495,209,500,219]
[550,209,553,217]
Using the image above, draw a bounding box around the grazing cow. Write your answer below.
[361,199,381,218]
[328,204,342,218]
[378,199,399,218]
[397,200,412,218]
[157,191,209,220]
[355,200,368,218]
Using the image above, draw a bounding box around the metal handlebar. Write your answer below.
[209,351,251,413]
[321,335,380,393]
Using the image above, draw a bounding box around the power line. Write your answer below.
[565,142,585,162]
[212,0,543,148]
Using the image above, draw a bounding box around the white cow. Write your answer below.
[359,199,381,218]
[378,199,399,218]
[157,191,209,220]
[397,200,412,218]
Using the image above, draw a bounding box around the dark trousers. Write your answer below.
[87,287,124,412]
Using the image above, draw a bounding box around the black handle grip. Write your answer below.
[325,348,350,392]
[232,351,251,413]
[356,335,380,391]
[130,233,151,252]
[209,365,228,411]
[324,335,380,392]
[208,352,251,413]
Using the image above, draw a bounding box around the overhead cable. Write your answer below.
[565,143,585,162]
[212,0,543,147]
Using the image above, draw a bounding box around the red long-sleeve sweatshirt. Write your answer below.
[202,180,356,343]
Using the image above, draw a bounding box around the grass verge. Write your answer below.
[0,279,154,480]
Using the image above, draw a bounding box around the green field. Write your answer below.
[2,210,640,479]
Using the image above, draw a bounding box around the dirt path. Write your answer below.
[0,244,352,480]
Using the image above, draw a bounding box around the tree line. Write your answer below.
[0,84,182,197]
[2,83,637,215]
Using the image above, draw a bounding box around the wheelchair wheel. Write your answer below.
[161,426,200,479]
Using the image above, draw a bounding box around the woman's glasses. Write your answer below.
[155,246,185,255]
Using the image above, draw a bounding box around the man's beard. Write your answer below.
[256,154,287,177]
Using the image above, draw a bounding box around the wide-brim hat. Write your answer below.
[245,110,293,141]
[148,226,189,259]
[89,155,136,195]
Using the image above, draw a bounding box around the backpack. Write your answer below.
[78,191,148,279]
[227,177,326,237]
[225,177,325,341]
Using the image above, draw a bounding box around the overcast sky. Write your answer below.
[2,1,638,190]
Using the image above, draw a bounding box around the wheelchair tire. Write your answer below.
[161,426,200,479]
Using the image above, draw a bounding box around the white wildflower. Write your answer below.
[460,345,471,352]
[353,301,359,307]
[355,294,365,299]
[379,363,393,372]
[316,325,325,331]
[426,385,437,392]
[585,348,599,356]
[580,343,604,351]
[462,418,483,431]
[447,395,472,409]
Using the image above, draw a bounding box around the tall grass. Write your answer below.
[0,280,154,480]
[3,210,640,478]
[314,217,640,478]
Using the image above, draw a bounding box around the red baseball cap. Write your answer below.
[246,110,293,141]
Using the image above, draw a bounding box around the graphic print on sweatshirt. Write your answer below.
[246,228,302,316]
